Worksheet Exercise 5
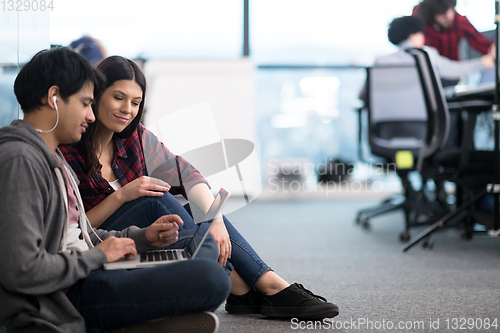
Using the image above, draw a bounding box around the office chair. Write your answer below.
[402,48,496,251]
[355,65,450,241]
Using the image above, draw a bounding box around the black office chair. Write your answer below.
[402,48,496,250]
[356,65,450,241]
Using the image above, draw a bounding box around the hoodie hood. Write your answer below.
[0,119,59,170]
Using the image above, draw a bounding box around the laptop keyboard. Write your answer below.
[140,249,188,262]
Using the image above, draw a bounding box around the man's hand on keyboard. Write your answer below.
[146,214,184,247]
[96,236,137,263]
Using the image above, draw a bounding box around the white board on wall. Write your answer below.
[143,59,255,142]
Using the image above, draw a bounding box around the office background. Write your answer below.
[0,0,496,189]
[2,3,500,331]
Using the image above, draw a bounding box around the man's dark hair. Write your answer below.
[418,0,457,24]
[388,16,424,45]
[14,47,104,113]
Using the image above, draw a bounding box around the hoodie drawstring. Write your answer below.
[54,167,69,252]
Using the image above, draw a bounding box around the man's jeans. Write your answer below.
[100,193,272,290]
[66,259,230,332]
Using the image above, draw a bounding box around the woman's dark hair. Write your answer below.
[418,0,457,25]
[81,56,147,176]
[388,16,424,45]
[14,47,104,113]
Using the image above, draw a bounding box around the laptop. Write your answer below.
[103,188,230,270]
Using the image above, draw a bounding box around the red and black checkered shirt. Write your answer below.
[413,6,492,61]
[60,124,209,212]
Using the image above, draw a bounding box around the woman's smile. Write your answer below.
[113,114,129,123]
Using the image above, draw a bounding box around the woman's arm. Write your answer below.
[187,183,231,266]
[86,176,170,228]
[460,15,493,56]
[140,125,209,198]
[86,190,125,228]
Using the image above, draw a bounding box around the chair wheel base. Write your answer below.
[460,229,474,240]
[361,220,371,230]
[422,237,434,249]
[399,231,410,242]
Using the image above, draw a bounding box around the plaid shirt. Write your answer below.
[60,124,209,212]
[413,6,492,61]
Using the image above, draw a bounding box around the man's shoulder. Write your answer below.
[375,51,413,66]
[1,140,43,160]
[0,141,52,180]
[423,45,440,55]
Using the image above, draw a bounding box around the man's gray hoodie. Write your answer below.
[0,120,152,332]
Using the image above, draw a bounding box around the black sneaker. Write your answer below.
[260,283,339,320]
[113,312,219,333]
[225,289,262,314]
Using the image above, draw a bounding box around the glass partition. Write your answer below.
[0,11,50,128]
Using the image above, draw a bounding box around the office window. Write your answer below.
[458,0,496,32]
[0,12,49,128]
[251,0,495,65]
[49,0,243,59]
[251,0,419,66]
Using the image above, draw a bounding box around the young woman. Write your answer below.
[60,56,339,320]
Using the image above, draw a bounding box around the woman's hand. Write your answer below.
[116,176,170,204]
[209,216,231,266]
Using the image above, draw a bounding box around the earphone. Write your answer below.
[53,96,58,111]
[36,95,60,133]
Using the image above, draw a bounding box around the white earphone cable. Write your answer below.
[36,96,59,133]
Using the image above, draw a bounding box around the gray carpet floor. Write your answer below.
[214,198,500,332]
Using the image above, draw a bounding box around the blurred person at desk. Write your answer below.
[412,0,494,61]
[413,0,495,86]
[359,15,495,102]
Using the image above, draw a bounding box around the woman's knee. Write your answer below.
[184,231,218,261]
[155,192,185,210]
[122,196,173,220]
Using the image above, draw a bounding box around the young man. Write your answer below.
[413,0,494,61]
[0,48,230,333]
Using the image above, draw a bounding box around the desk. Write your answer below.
[450,83,499,233]
[403,82,499,251]
[447,82,496,102]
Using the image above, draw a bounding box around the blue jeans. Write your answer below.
[66,259,230,333]
[100,193,272,290]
